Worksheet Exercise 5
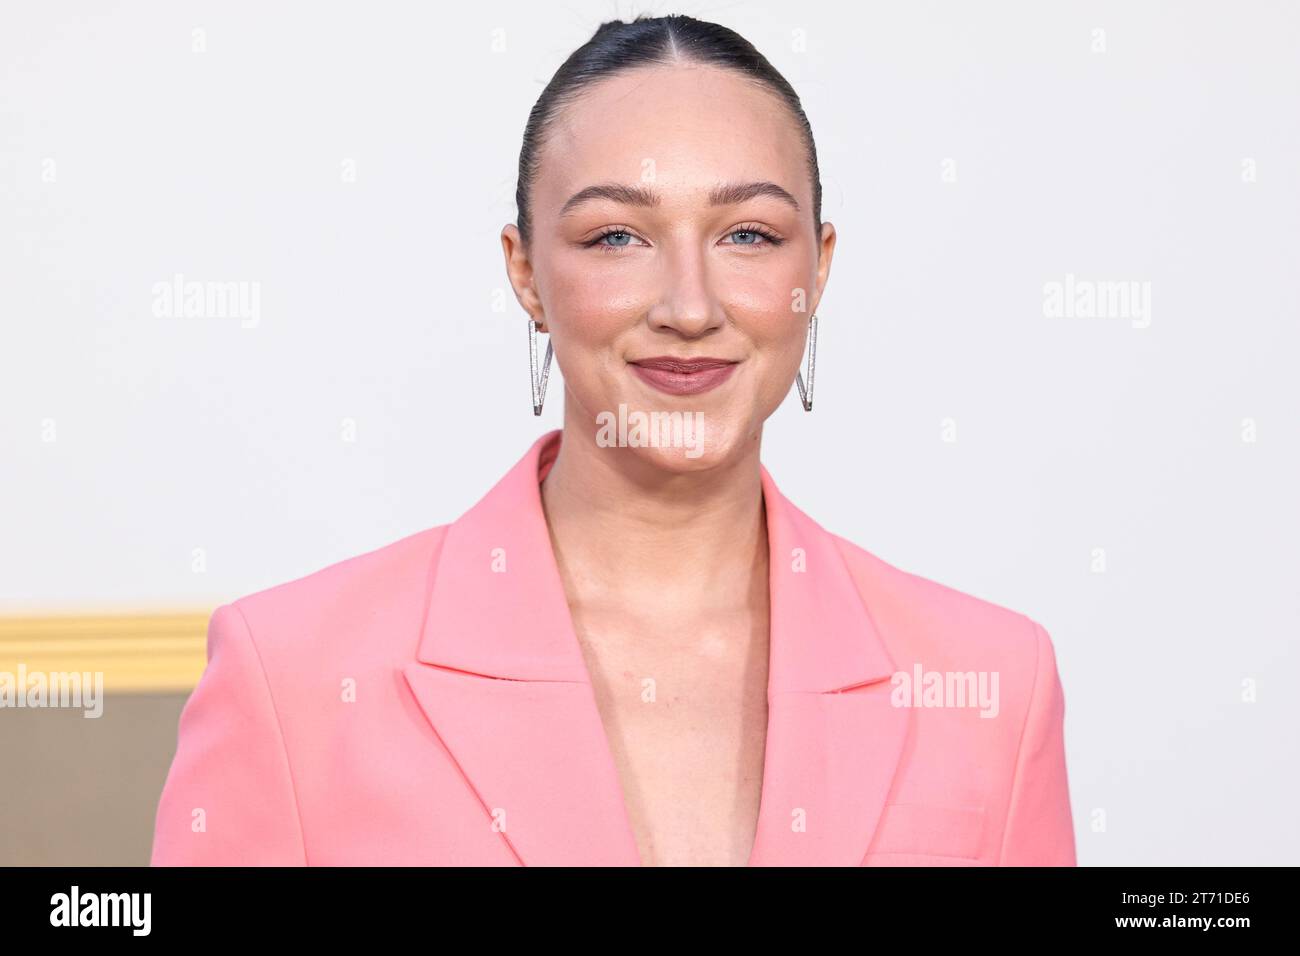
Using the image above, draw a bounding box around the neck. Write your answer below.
[540,397,769,611]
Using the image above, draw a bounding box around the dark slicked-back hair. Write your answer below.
[514,13,822,251]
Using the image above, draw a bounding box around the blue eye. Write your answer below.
[585,224,784,253]
[725,225,783,247]
[586,229,643,252]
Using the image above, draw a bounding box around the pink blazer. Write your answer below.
[151,430,1076,866]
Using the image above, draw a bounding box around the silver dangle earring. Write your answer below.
[794,312,818,411]
[528,317,553,415]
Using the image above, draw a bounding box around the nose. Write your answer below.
[644,243,726,339]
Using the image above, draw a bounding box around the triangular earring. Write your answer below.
[794,313,818,411]
[529,318,553,415]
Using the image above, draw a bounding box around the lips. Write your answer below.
[628,356,739,396]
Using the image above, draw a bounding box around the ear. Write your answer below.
[810,221,837,315]
[500,224,546,331]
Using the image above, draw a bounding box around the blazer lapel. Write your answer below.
[747,463,910,865]
[402,432,641,866]
[403,430,909,866]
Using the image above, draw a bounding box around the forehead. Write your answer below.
[534,63,807,212]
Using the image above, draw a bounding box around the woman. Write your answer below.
[151,14,1076,867]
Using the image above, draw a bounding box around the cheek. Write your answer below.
[541,246,811,366]
[735,297,808,367]
[735,306,810,414]
[538,257,640,396]
[723,264,811,342]
[542,247,645,322]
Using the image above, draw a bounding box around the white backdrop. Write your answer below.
[2,0,1297,864]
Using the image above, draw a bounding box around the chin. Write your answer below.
[591,405,746,471]
[632,441,719,473]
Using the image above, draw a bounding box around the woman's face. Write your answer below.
[502,63,836,471]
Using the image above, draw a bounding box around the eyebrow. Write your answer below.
[559,180,801,217]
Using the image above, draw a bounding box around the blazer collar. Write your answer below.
[403,430,909,866]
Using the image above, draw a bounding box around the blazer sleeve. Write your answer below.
[150,602,307,865]
[997,619,1078,866]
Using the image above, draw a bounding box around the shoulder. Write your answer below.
[218,523,450,665]
[828,531,1069,791]
[828,532,1053,675]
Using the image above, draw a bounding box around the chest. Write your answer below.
[571,609,771,866]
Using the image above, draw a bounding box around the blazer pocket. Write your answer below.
[867,803,987,860]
